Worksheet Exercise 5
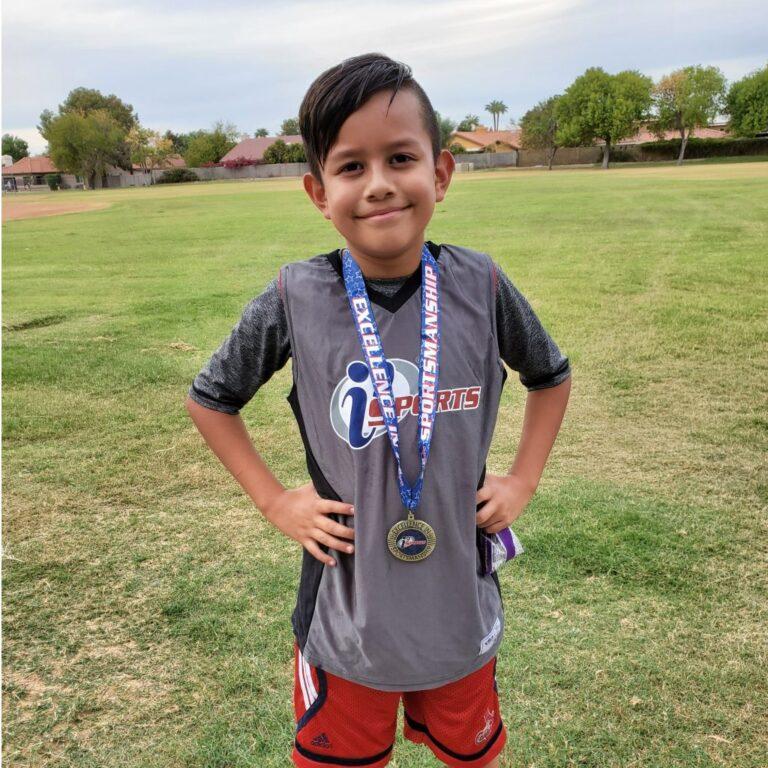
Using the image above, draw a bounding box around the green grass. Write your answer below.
[3,162,767,767]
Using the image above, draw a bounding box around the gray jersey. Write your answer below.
[188,256,571,415]
[280,242,509,691]
[189,241,571,691]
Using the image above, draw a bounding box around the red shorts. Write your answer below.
[292,640,507,768]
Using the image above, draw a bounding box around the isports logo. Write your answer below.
[330,358,481,449]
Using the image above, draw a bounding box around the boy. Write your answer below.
[186,53,571,768]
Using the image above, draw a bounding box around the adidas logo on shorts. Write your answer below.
[311,732,331,749]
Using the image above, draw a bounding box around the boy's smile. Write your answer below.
[303,88,454,278]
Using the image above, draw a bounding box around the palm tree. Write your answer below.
[484,100,508,131]
[457,114,481,132]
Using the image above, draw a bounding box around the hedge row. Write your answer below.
[612,137,768,162]
[156,168,200,184]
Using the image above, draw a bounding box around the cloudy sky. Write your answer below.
[3,0,766,155]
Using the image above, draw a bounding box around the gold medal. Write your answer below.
[387,512,437,562]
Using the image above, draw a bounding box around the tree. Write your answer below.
[263,139,306,164]
[2,134,29,162]
[281,118,300,135]
[39,87,138,137]
[46,109,128,189]
[38,87,138,188]
[164,130,190,156]
[520,96,562,170]
[556,67,653,169]
[726,63,768,137]
[433,111,457,149]
[484,100,508,132]
[651,65,727,164]
[254,128,269,137]
[184,121,239,167]
[127,126,175,172]
[164,130,209,156]
[457,114,481,132]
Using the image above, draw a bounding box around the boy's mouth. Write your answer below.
[358,205,411,221]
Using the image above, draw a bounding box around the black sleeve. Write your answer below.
[494,262,571,390]
[187,277,291,414]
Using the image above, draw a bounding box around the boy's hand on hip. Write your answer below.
[262,481,355,568]
[475,473,535,534]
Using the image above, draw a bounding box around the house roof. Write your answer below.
[451,128,522,150]
[599,124,731,146]
[220,135,304,163]
[130,154,186,171]
[2,155,59,175]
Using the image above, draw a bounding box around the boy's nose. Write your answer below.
[363,162,397,200]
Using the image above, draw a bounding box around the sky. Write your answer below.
[2,0,767,156]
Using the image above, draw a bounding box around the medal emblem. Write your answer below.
[387,516,437,561]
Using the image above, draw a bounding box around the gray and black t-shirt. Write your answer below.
[188,242,571,691]
[189,248,571,415]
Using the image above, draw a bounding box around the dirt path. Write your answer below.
[2,199,112,222]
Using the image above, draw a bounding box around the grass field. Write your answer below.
[3,161,767,767]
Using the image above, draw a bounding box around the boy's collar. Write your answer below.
[324,241,442,313]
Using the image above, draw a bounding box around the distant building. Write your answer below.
[131,154,186,172]
[2,155,82,190]
[449,126,522,153]
[597,122,731,147]
[2,155,14,168]
[1,152,187,190]
[219,135,304,164]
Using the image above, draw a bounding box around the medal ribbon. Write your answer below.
[341,243,441,516]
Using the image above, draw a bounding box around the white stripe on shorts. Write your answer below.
[298,648,318,710]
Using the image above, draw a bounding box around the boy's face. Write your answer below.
[303,87,454,275]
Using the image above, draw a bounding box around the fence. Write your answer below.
[451,151,518,168]
[189,162,310,182]
[518,146,603,167]
[102,137,768,189]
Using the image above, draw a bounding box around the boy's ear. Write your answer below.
[303,172,331,220]
[434,149,455,204]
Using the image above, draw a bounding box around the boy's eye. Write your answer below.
[340,155,414,173]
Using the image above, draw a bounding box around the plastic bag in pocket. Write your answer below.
[478,527,524,576]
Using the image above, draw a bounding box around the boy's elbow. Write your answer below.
[185,394,202,418]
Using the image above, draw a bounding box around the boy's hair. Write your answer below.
[299,52,441,182]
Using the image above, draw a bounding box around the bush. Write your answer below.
[634,136,768,161]
[221,156,259,169]
[45,173,62,191]
[448,143,466,155]
[263,139,306,164]
[156,168,199,184]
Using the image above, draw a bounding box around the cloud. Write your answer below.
[3,0,583,67]
[3,0,766,155]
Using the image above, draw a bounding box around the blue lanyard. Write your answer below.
[341,244,441,514]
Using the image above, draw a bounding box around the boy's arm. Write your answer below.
[185,277,290,516]
[186,279,356,564]
[185,397,286,516]
[185,396,356,566]
[476,263,572,532]
[508,375,571,494]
